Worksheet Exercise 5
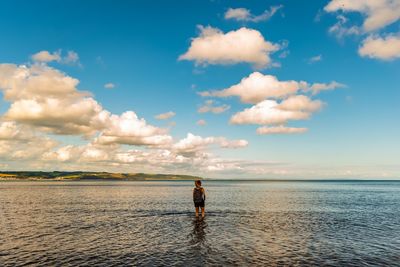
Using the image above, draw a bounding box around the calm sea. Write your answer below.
[1,180,399,266]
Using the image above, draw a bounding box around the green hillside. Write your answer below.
[0,171,202,181]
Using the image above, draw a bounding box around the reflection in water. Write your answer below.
[0,181,400,266]
[190,217,207,246]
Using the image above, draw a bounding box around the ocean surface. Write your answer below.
[1,180,399,266]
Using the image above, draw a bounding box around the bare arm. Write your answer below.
[202,188,206,201]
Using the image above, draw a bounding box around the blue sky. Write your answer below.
[0,0,399,178]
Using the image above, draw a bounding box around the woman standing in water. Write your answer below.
[193,180,206,218]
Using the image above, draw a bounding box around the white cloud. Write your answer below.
[328,15,361,38]
[359,34,400,60]
[32,50,80,65]
[62,51,79,64]
[95,111,173,147]
[324,0,400,32]
[0,64,103,135]
[277,95,324,112]
[197,119,207,126]
[199,72,342,134]
[198,100,230,114]
[308,54,323,64]
[173,133,248,156]
[155,111,176,120]
[0,63,172,146]
[325,0,400,61]
[32,51,61,63]
[104,83,115,89]
[230,97,322,125]
[200,72,307,104]
[308,81,345,95]
[224,8,251,21]
[256,126,308,135]
[179,26,280,68]
[224,5,283,23]
[0,121,58,160]
[5,97,105,135]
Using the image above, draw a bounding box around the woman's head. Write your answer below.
[195,180,202,187]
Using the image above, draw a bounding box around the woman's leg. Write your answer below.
[201,207,205,217]
[195,206,199,217]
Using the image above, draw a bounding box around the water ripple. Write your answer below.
[1,181,399,266]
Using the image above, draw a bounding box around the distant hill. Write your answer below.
[0,171,203,181]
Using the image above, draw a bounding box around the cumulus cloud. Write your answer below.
[0,64,102,135]
[277,95,324,112]
[198,100,230,114]
[155,111,176,120]
[230,96,322,125]
[224,5,283,23]
[95,111,173,147]
[179,26,280,68]
[104,83,115,89]
[173,133,248,156]
[200,72,306,104]
[324,0,400,32]
[0,63,172,146]
[0,56,258,175]
[42,142,116,163]
[200,72,342,104]
[256,126,308,135]
[0,121,58,160]
[199,71,343,134]
[359,34,400,60]
[324,0,400,61]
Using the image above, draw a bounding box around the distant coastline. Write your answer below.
[0,171,399,182]
[0,171,203,181]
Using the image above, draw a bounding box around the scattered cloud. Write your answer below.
[198,71,343,134]
[198,100,230,114]
[104,83,115,89]
[308,54,323,64]
[32,50,80,65]
[278,50,290,59]
[63,51,79,65]
[324,0,400,61]
[328,15,361,39]
[0,56,254,175]
[358,34,400,60]
[0,63,171,146]
[32,51,61,63]
[308,81,346,95]
[197,119,207,126]
[224,5,283,23]
[324,0,400,32]
[155,111,176,120]
[179,26,280,68]
[256,126,308,135]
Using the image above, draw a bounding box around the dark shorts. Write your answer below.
[194,201,205,208]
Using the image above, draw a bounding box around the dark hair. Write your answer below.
[195,180,202,186]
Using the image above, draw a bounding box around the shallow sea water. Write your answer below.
[1,180,400,266]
